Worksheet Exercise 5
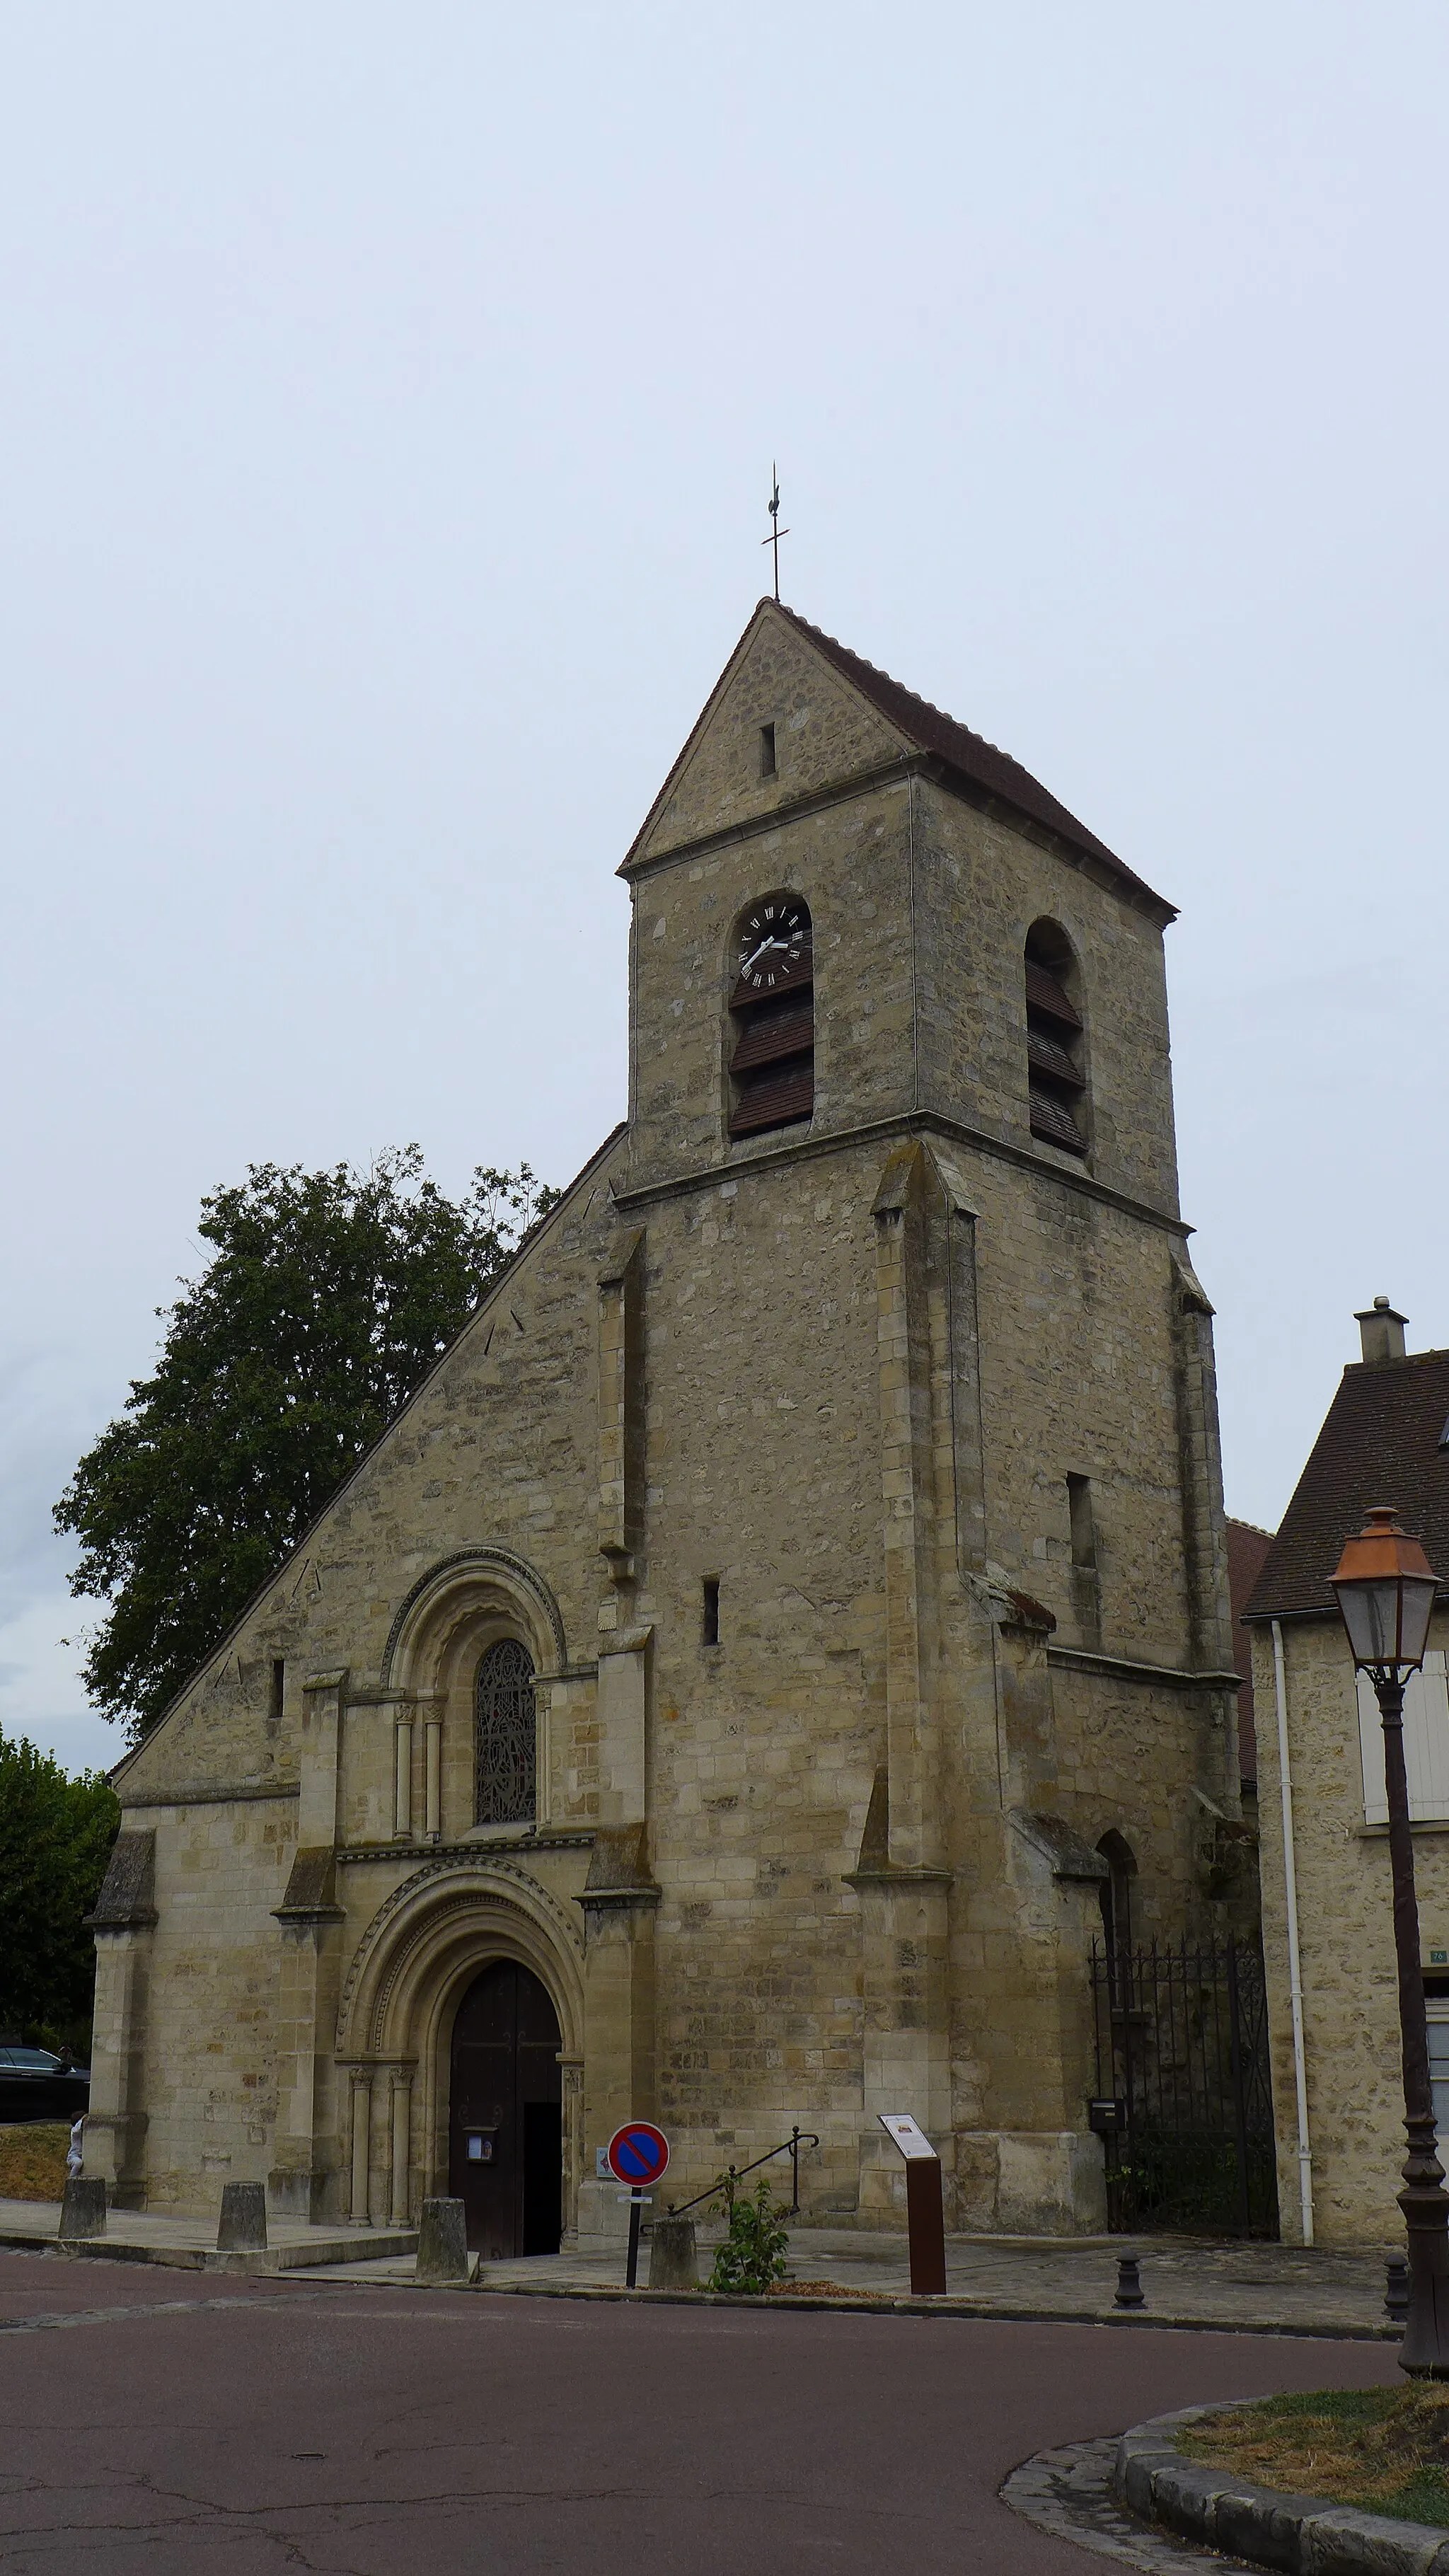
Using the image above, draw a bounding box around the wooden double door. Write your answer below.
[448,1960,562,2257]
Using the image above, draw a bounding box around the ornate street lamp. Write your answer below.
[1330,1507,1448,2376]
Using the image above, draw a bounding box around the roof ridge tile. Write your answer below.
[767,599,1173,921]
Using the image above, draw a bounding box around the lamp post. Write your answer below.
[1329,1506,1448,2376]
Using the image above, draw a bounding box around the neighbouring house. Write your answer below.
[1244,1298,1449,2247]
[86,597,1247,2253]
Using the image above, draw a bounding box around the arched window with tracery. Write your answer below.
[1024,920,1088,1157]
[727,890,814,1138]
[474,1639,536,1825]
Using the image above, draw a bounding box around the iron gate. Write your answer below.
[1090,1936,1278,2237]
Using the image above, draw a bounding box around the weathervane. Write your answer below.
[763,463,790,602]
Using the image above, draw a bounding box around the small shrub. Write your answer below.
[708,2178,790,2294]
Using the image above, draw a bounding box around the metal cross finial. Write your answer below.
[762,463,790,602]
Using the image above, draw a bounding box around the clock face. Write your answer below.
[735,897,809,993]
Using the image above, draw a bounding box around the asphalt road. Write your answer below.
[0,2247,1399,2573]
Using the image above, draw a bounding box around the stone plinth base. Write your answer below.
[575,2178,636,2254]
[953,2130,1107,2236]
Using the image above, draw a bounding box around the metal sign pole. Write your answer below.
[904,2156,947,2296]
[605,2122,671,2291]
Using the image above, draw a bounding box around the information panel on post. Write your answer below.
[879,2111,947,2297]
[878,2113,937,2162]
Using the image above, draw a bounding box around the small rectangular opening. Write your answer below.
[269,1658,285,1724]
[758,722,776,779]
[1066,1475,1096,1571]
[702,1578,720,1648]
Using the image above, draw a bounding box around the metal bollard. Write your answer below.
[1114,2254,1145,2310]
[1385,2251,1410,2326]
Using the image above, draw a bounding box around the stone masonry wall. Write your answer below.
[913,780,1180,1215]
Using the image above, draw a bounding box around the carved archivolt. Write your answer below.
[380,1548,568,1693]
[335,1856,584,2060]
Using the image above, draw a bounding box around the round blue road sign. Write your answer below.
[606,2120,670,2187]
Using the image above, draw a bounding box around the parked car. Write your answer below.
[0,2047,90,2123]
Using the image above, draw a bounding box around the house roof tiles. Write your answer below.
[1242,1351,1449,1623]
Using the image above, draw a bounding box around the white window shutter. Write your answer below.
[1359,1652,1449,1825]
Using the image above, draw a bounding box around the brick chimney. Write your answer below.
[1356,1295,1408,1363]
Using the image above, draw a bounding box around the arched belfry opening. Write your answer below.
[1024,920,1088,1156]
[727,889,814,1138]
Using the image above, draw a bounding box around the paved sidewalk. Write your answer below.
[0,2190,1402,2335]
[0,2195,417,2275]
[290,2224,1402,2337]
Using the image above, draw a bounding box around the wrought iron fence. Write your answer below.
[1089,1936,1278,2239]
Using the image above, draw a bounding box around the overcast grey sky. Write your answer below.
[3,4,1446,1775]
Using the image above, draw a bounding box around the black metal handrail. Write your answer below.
[668,2125,821,2218]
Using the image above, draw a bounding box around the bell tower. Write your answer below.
[618,597,1182,1221]
[609,599,1235,2233]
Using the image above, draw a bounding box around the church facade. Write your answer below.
[88,600,1245,2251]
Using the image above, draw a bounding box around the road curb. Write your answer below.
[1114,2403,1449,2575]
[465,2280,1399,2338]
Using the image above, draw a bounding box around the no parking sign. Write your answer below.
[606,2122,670,2190]
[606,2122,669,2285]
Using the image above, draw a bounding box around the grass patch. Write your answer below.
[1181,2385,1449,2528]
[0,2122,70,2203]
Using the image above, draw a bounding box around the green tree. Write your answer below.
[0,1734,119,2040]
[55,1148,555,1742]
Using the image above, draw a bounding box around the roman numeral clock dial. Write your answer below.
[736,900,807,992]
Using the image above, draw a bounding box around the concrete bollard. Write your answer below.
[59,2178,108,2241]
[648,2214,698,2290]
[217,2181,268,2253]
[416,2197,471,2285]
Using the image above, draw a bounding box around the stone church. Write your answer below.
[88,599,1245,2253]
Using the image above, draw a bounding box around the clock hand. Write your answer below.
[741,935,788,976]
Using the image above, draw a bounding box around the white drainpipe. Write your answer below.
[1272,1617,1314,2246]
